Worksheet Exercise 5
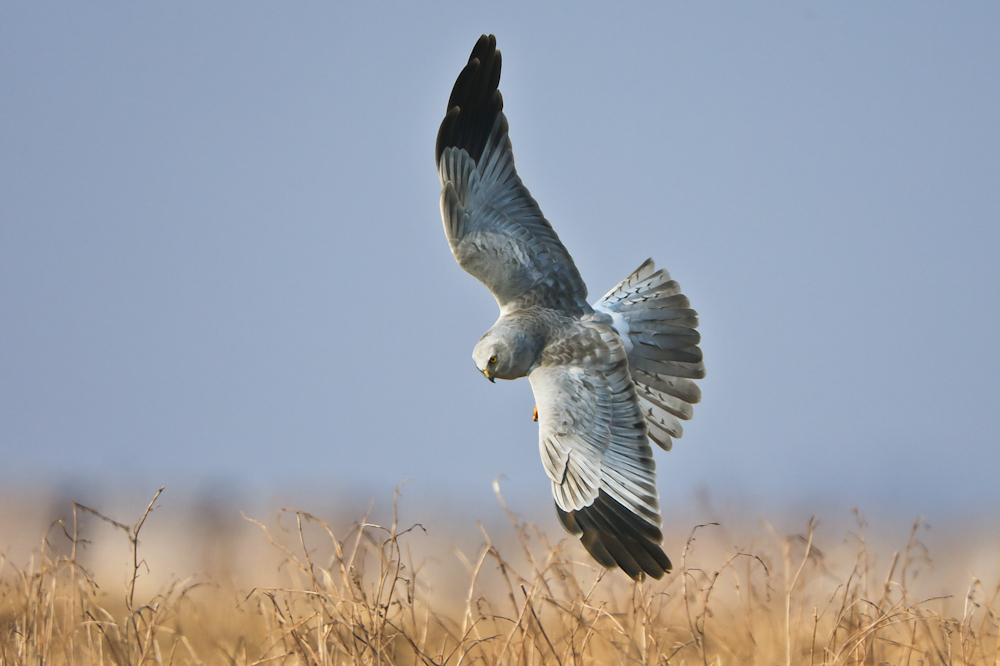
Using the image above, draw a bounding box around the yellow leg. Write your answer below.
[533,406,538,422]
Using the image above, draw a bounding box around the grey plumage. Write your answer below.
[437,35,704,580]
[594,260,704,451]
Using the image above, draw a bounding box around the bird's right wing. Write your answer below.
[528,323,671,580]
[437,34,589,314]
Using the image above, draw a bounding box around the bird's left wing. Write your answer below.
[437,35,589,314]
[529,323,671,580]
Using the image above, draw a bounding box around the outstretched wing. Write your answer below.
[529,323,671,580]
[437,34,589,314]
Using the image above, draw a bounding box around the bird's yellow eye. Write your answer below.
[489,355,497,365]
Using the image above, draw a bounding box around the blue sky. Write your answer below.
[2,3,998,521]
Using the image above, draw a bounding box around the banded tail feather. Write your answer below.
[595,259,704,451]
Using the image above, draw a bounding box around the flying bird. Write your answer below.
[436,35,704,580]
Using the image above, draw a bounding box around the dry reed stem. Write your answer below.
[1,487,998,665]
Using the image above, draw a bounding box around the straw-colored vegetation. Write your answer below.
[1,486,998,665]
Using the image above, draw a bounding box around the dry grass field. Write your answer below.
[1,485,998,665]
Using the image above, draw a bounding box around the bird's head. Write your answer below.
[473,326,535,382]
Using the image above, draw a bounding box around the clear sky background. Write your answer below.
[2,3,998,522]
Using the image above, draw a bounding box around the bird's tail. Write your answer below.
[594,259,704,451]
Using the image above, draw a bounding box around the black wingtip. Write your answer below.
[436,34,503,165]
[558,490,672,581]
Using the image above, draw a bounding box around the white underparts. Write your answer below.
[593,304,633,353]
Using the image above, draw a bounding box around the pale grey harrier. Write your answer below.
[436,35,704,580]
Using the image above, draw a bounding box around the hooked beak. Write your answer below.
[483,368,495,383]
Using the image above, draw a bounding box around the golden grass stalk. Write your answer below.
[1,486,998,665]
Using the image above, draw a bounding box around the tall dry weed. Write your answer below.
[1,485,998,665]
